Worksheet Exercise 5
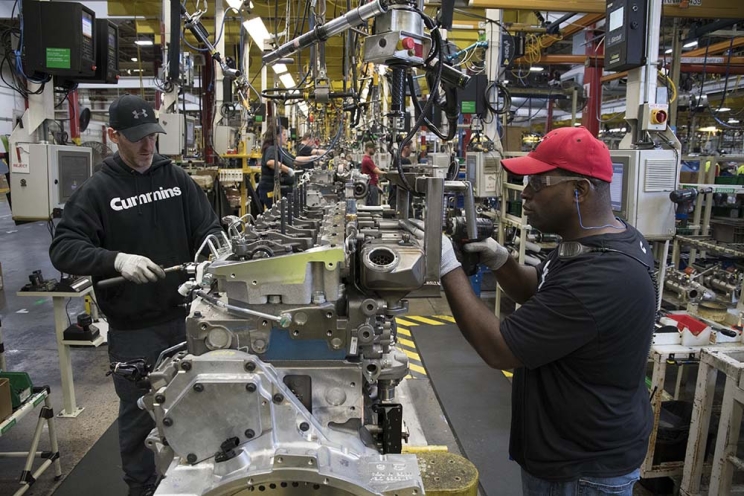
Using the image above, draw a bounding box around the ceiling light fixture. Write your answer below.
[665,48,672,54]
[728,119,740,124]
[530,66,544,72]
[243,17,271,50]
[131,57,138,62]
[718,107,731,112]
[279,73,296,88]
[272,64,288,75]
[226,0,254,10]
[134,39,154,46]
[683,40,698,48]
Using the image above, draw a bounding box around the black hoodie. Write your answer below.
[50,153,222,330]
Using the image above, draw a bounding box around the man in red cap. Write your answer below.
[439,126,655,495]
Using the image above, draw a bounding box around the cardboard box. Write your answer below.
[0,378,12,422]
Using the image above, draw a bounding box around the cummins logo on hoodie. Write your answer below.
[110,186,182,211]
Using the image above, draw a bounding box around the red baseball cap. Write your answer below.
[501,126,613,182]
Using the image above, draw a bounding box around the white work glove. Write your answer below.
[463,238,510,271]
[114,253,166,284]
[284,167,296,177]
[440,235,462,277]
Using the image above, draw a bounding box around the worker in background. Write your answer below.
[389,138,414,209]
[361,141,384,206]
[49,95,222,496]
[258,126,314,209]
[297,132,327,158]
[440,127,655,495]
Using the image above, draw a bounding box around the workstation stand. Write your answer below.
[16,286,106,418]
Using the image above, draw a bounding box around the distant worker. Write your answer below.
[258,127,314,209]
[49,95,222,496]
[440,126,655,495]
[361,141,384,206]
[296,132,328,175]
[389,138,414,210]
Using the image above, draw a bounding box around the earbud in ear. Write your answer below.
[574,189,579,197]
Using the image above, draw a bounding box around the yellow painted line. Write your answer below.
[398,337,416,349]
[402,348,421,362]
[407,316,445,326]
[396,318,419,327]
[403,445,449,454]
[397,327,411,337]
[433,314,457,323]
[409,363,427,375]
[502,371,513,378]
[406,374,414,379]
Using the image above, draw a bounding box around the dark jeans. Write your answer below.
[257,183,274,209]
[367,185,379,206]
[521,468,640,495]
[108,319,186,491]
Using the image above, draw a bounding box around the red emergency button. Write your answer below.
[401,37,415,50]
[651,109,668,124]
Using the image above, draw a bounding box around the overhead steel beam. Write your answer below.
[684,37,744,58]
[516,54,602,64]
[467,0,744,18]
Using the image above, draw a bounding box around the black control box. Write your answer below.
[79,19,119,84]
[22,0,97,79]
[604,0,648,72]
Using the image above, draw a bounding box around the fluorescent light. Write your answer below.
[699,126,718,132]
[134,40,153,46]
[225,0,244,9]
[665,48,672,54]
[718,107,731,112]
[243,17,271,49]
[530,66,544,72]
[683,40,698,48]
[131,57,138,62]
[279,73,296,88]
[272,64,288,74]
[728,119,740,124]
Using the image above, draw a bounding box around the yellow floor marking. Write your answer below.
[433,314,457,323]
[397,337,416,349]
[407,316,444,326]
[409,363,427,375]
[402,348,421,361]
[397,327,411,337]
[395,318,419,327]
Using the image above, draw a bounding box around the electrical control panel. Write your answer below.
[605,0,649,72]
[466,151,500,198]
[22,0,97,79]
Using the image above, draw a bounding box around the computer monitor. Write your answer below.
[186,119,195,148]
[56,149,92,204]
[609,155,630,220]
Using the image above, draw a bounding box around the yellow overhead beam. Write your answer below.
[469,0,744,18]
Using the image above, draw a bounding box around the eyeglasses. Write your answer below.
[523,175,588,193]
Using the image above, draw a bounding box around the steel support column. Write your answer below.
[580,27,602,136]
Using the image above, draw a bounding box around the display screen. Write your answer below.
[609,7,624,32]
[58,152,91,203]
[82,12,93,38]
[186,120,195,147]
[610,162,625,212]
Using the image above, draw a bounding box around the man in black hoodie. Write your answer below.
[49,95,222,496]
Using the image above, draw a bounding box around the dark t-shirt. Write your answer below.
[296,143,315,172]
[501,224,655,481]
[297,143,313,157]
[260,145,295,188]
